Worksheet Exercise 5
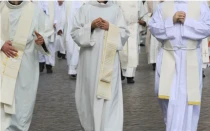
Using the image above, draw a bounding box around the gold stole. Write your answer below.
[159,1,201,105]
[97,24,120,100]
[0,2,35,114]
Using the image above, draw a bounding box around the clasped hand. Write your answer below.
[173,11,186,24]
[91,18,109,31]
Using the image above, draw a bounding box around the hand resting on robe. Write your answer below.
[1,41,18,58]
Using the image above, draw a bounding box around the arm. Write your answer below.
[148,5,176,40]
[182,2,210,40]
[71,6,94,47]
[116,8,130,50]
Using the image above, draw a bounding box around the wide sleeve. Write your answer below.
[148,5,176,40]
[182,2,210,40]
[71,6,94,47]
[116,8,130,50]
[36,9,54,55]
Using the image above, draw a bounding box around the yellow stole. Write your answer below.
[159,1,201,105]
[97,24,120,100]
[0,2,35,114]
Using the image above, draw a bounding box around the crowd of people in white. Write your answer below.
[0,0,210,131]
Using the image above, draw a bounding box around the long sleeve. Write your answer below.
[71,6,94,48]
[182,2,210,40]
[149,5,176,40]
[116,8,130,50]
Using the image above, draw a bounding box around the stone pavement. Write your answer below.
[30,47,210,131]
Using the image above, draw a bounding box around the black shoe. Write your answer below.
[152,63,156,71]
[140,43,145,47]
[121,70,125,80]
[203,71,205,78]
[127,77,135,84]
[61,53,66,59]
[121,75,125,81]
[70,74,77,79]
[46,64,53,73]
[39,62,45,72]
[57,51,62,59]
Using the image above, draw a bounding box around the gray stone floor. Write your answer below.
[30,47,210,131]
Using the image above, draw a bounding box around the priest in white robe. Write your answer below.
[66,1,83,78]
[55,0,66,59]
[37,1,56,73]
[114,1,147,83]
[149,1,210,131]
[145,1,162,71]
[0,1,53,131]
[71,1,129,131]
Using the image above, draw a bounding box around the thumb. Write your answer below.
[34,31,40,37]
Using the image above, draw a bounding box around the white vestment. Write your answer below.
[0,2,53,131]
[37,1,56,66]
[71,1,129,131]
[145,1,161,64]
[66,1,83,75]
[115,1,146,77]
[55,1,66,54]
[149,1,210,131]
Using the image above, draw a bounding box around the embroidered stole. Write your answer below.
[97,24,120,100]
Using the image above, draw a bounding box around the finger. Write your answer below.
[4,52,10,57]
[7,51,15,58]
[7,41,13,45]
[10,47,18,52]
[9,50,17,57]
[37,40,44,44]
[34,31,41,37]
[178,16,185,19]
[96,21,102,26]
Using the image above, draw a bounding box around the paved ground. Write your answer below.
[30,47,210,131]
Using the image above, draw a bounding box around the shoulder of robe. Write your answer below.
[79,3,89,11]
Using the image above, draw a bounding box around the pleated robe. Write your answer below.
[37,1,56,66]
[71,1,129,131]
[66,1,83,75]
[54,1,66,54]
[145,1,161,64]
[149,1,210,131]
[0,1,53,131]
